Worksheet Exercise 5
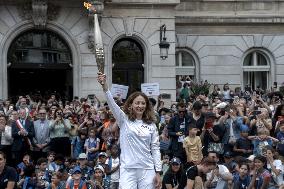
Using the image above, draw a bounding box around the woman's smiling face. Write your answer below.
[254,159,264,170]
[131,95,146,118]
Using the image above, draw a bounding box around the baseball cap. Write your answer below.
[247,155,255,161]
[223,151,233,158]
[72,166,81,175]
[98,152,107,157]
[216,102,227,109]
[94,165,105,173]
[78,153,87,159]
[170,157,181,165]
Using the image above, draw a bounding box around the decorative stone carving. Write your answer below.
[32,0,48,28]
[17,0,60,28]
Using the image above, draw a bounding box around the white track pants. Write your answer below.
[119,168,156,189]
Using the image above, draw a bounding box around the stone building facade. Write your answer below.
[0,0,284,101]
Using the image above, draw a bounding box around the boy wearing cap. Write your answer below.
[77,153,93,182]
[66,166,87,189]
[90,165,111,189]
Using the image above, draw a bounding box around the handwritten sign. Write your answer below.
[141,83,160,96]
[111,84,129,99]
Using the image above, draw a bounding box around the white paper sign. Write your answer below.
[111,84,129,99]
[141,83,160,96]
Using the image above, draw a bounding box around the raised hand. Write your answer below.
[97,72,108,92]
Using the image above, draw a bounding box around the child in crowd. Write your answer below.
[247,155,256,178]
[249,155,271,189]
[71,130,87,159]
[47,172,66,189]
[161,155,170,180]
[91,165,110,189]
[84,127,100,162]
[276,120,284,161]
[233,128,253,157]
[183,124,203,168]
[248,129,279,156]
[36,169,49,189]
[97,152,111,177]
[36,157,49,185]
[17,164,37,189]
[105,144,120,189]
[263,145,284,188]
[66,166,88,189]
[223,152,238,175]
[232,162,251,189]
[47,151,59,174]
[17,153,32,180]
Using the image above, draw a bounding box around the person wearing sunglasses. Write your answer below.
[167,102,191,163]
[33,108,50,160]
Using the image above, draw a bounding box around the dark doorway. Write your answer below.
[7,30,73,101]
[112,38,144,95]
[8,68,73,101]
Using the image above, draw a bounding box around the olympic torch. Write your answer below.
[84,1,105,74]
[94,13,105,74]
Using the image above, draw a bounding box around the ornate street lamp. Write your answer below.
[159,24,170,60]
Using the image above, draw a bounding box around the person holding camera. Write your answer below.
[49,108,71,156]
[249,108,272,136]
[201,112,226,156]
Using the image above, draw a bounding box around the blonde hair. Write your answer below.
[257,129,269,135]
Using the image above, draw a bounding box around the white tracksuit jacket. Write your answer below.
[105,91,162,172]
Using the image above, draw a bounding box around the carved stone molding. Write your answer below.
[32,0,48,28]
[17,0,60,28]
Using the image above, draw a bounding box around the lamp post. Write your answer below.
[159,24,170,60]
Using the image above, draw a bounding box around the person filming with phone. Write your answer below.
[167,102,191,163]
[49,108,71,157]
[249,108,272,136]
[201,112,226,156]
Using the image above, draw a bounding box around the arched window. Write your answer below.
[243,50,271,90]
[8,30,72,65]
[112,38,144,95]
[175,49,199,101]
[7,30,73,99]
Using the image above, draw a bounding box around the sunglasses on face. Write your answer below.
[172,163,180,166]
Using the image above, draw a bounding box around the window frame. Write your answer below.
[175,49,199,82]
[241,49,274,90]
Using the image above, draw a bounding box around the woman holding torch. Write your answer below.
[97,72,162,189]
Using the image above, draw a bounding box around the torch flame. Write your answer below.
[84,2,92,10]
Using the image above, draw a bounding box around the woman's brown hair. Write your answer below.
[123,92,156,124]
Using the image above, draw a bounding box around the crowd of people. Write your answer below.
[1,79,284,189]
